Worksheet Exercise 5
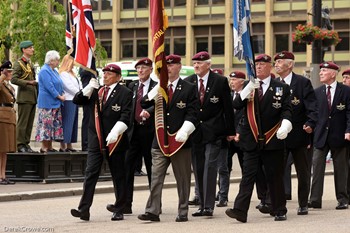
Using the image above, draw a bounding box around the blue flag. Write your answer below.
[233,0,255,81]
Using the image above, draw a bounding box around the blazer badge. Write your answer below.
[336,103,346,111]
[111,104,121,112]
[176,101,186,109]
[210,95,219,103]
[272,101,281,109]
[291,97,300,105]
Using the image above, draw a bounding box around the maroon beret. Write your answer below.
[135,58,153,68]
[274,51,295,61]
[0,60,13,71]
[229,71,245,79]
[192,51,210,61]
[212,68,224,75]
[342,69,350,76]
[320,61,340,71]
[102,64,121,74]
[255,54,271,63]
[166,54,181,64]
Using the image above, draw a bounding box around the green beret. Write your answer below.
[19,40,34,49]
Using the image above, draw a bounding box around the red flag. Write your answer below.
[66,0,96,73]
[150,0,169,101]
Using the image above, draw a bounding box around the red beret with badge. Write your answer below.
[135,58,153,68]
[212,68,224,75]
[255,54,271,63]
[274,51,295,61]
[166,54,181,64]
[229,71,245,79]
[102,64,121,74]
[319,61,340,71]
[342,69,350,76]
[192,51,211,61]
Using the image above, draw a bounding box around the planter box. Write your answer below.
[6,152,111,183]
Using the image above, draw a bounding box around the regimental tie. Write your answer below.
[258,81,264,101]
[135,83,144,123]
[326,85,332,112]
[168,84,173,103]
[199,78,205,104]
[103,86,110,105]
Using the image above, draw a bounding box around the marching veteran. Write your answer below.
[0,61,16,185]
[11,40,38,153]
[138,54,199,222]
[71,64,132,221]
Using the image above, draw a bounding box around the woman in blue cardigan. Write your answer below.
[35,50,65,153]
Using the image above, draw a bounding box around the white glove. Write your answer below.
[175,121,196,142]
[240,79,259,100]
[147,83,160,100]
[106,121,128,146]
[276,119,293,140]
[82,78,99,98]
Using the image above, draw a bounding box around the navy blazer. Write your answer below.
[73,82,133,152]
[234,78,292,151]
[141,78,199,149]
[278,73,318,148]
[313,82,350,149]
[185,71,235,143]
[127,79,157,140]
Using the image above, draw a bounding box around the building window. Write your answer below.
[194,26,224,55]
[91,0,98,10]
[196,0,224,5]
[101,0,112,10]
[164,27,186,56]
[123,0,133,9]
[335,31,349,51]
[122,0,148,9]
[275,34,289,52]
[252,35,265,54]
[120,29,148,59]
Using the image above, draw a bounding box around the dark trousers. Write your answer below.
[228,141,244,173]
[124,124,153,207]
[78,148,127,214]
[16,103,36,147]
[81,105,90,151]
[283,147,312,207]
[310,146,349,205]
[233,149,287,216]
[193,139,221,210]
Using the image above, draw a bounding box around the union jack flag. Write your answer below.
[233,0,255,81]
[66,0,96,72]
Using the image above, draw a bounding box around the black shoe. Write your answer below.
[138,212,160,222]
[39,149,47,154]
[106,204,117,213]
[297,206,308,215]
[335,203,348,210]
[256,202,264,209]
[274,214,287,221]
[0,179,8,185]
[203,208,213,216]
[111,212,124,221]
[3,178,15,185]
[123,206,132,214]
[215,194,219,201]
[66,148,77,152]
[17,146,28,153]
[48,148,58,152]
[59,148,67,152]
[175,215,188,222]
[26,146,38,153]
[216,200,228,207]
[188,197,200,205]
[71,209,90,221]
[225,208,247,223]
[285,194,292,200]
[258,204,271,214]
[308,201,322,209]
[192,209,203,217]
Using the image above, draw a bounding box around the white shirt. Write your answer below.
[281,72,293,86]
[60,72,81,100]
[197,71,210,91]
[140,78,151,97]
[326,81,337,106]
[168,77,180,92]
